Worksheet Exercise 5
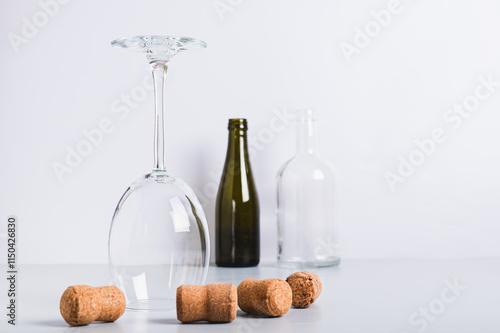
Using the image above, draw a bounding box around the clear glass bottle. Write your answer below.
[277,109,340,268]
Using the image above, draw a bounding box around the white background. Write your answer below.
[1,0,499,264]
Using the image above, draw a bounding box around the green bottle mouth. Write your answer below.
[228,118,248,130]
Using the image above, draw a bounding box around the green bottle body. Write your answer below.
[216,119,260,267]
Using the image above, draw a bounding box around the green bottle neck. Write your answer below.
[226,118,250,165]
[224,124,252,203]
[226,127,250,166]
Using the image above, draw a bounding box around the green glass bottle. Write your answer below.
[216,118,260,267]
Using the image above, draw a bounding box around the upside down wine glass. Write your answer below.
[108,36,210,311]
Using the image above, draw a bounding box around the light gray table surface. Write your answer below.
[1,259,498,332]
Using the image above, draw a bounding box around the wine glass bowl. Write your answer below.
[109,172,208,310]
[108,36,210,310]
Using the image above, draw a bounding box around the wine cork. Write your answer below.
[60,285,126,326]
[176,283,237,323]
[237,278,292,317]
[286,271,322,308]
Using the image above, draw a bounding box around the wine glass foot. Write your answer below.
[111,35,206,61]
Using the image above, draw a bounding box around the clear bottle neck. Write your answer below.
[296,110,318,156]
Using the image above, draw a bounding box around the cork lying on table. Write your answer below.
[286,271,322,308]
[60,285,126,326]
[237,278,293,317]
[177,283,238,323]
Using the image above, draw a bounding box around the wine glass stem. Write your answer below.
[151,60,168,172]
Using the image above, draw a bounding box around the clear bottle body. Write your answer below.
[277,110,340,267]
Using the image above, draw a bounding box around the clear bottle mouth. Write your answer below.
[295,109,317,122]
[228,118,248,130]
